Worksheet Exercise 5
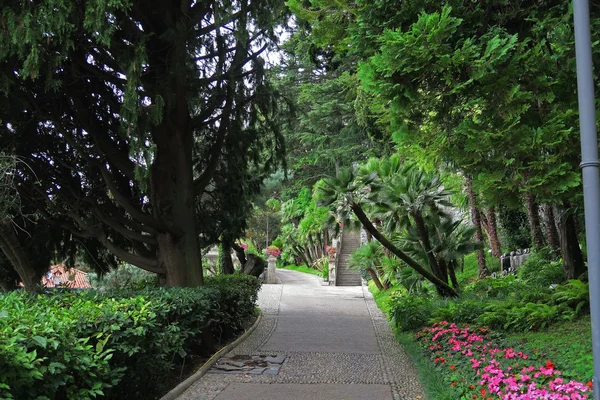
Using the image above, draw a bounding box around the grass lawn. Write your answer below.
[507,316,593,383]
[278,264,324,278]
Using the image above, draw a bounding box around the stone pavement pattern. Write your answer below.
[177,269,425,400]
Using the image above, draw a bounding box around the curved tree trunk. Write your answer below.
[350,204,458,297]
[0,222,40,293]
[524,192,545,251]
[366,267,384,291]
[466,176,488,277]
[232,242,248,267]
[293,245,311,268]
[447,260,459,290]
[413,212,446,283]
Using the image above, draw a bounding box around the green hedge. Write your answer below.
[0,274,260,400]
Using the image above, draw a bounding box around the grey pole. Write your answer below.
[574,1,600,398]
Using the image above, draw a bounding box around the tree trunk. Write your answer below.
[220,242,235,275]
[465,176,488,277]
[448,261,459,290]
[150,82,203,287]
[232,242,247,266]
[307,234,318,261]
[524,192,545,251]
[542,204,560,254]
[556,205,586,280]
[323,229,330,248]
[483,208,502,257]
[316,232,324,258]
[241,254,266,277]
[412,212,446,283]
[293,245,311,268]
[350,204,458,297]
[366,267,384,291]
[0,222,40,293]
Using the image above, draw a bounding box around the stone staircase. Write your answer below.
[335,230,363,286]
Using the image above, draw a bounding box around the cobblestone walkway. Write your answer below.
[177,269,425,400]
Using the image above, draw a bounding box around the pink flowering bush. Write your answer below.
[266,245,281,257]
[417,322,592,399]
[325,245,337,256]
[238,243,248,251]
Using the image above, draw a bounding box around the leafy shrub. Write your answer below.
[465,275,524,299]
[477,301,575,332]
[88,264,158,290]
[431,299,488,325]
[271,238,283,249]
[0,292,124,400]
[518,252,565,286]
[551,280,590,315]
[0,275,260,399]
[389,294,435,331]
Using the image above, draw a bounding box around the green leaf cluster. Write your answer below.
[0,274,260,399]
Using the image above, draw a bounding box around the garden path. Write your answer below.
[176,269,424,400]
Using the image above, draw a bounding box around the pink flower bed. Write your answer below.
[416,322,592,399]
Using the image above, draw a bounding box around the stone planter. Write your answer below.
[328,254,336,286]
[265,255,278,284]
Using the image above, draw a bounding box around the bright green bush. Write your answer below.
[389,294,436,331]
[431,299,488,325]
[465,275,524,299]
[551,280,590,315]
[477,301,575,332]
[518,251,565,286]
[0,292,125,400]
[0,274,260,400]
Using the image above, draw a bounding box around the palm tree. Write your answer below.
[348,241,386,290]
[315,166,459,297]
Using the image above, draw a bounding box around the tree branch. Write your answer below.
[98,165,166,231]
[94,207,158,245]
[99,233,164,274]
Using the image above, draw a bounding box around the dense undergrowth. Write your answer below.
[0,275,260,400]
[369,252,594,399]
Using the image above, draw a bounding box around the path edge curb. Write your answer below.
[160,309,263,400]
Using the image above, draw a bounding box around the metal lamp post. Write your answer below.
[573,1,600,398]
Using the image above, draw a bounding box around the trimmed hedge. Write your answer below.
[0,274,260,400]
